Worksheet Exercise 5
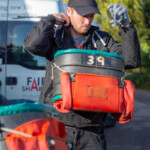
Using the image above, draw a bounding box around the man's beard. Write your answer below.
[72,24,90,34]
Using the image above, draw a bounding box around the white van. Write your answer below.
[0,0,67,101]
[0,0,100,102]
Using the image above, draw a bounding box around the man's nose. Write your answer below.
[84,17,90,25]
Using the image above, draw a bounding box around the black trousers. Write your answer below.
[65,126,107,150]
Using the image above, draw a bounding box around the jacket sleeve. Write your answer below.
[24,15,56,58]
[119,24,141,69]
[105,23,141,69]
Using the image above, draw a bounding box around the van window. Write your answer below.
[7,21,46,69]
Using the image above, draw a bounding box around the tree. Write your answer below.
[95,0,145,42]
[141,0,150,71]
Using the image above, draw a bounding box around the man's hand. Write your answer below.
[107,4,130,27]
[52,13,70,26]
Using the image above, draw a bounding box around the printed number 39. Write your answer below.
[87,55,105,66]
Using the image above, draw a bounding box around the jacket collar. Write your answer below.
[55,25,100,49]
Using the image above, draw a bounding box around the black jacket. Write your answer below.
[24,15,141,128]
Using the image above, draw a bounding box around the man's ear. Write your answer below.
[67,7,72,16]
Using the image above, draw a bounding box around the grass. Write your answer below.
[125,71,150,90]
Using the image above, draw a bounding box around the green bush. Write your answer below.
[125,72,150,90]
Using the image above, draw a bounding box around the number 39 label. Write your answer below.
[87,55,105,66]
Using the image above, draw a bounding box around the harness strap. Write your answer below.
[51,63,65,80]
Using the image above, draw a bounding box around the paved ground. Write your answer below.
[104,90,150,150]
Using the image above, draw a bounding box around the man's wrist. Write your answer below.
[121,24,130,27]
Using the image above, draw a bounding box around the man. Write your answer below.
[24,0,141,149]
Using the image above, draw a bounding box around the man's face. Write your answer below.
[67,7,95,34]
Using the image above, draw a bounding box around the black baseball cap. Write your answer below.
[68,0,101,16]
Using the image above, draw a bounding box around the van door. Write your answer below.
[5,21,46,101]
